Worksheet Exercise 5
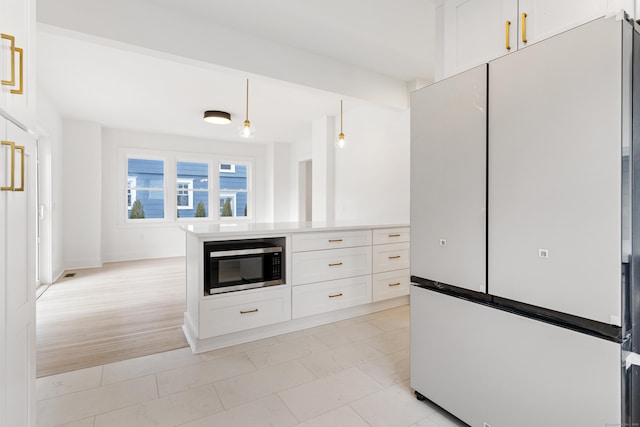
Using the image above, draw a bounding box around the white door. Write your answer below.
[443,0,517,77]
[2,119,36,426]
[517,0,607,49]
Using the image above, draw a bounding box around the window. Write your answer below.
[219,162,248,218]
[177,161,209,219]
[176,179,193,209]
[127,158,165,220]
[127,177,137,210]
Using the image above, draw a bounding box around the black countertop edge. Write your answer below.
[410,276,623,344]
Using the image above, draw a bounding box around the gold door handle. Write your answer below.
[328,293,343,298]
[1,34,15,87]
[388,234,401,238]
[328,262,343,267]
[1,141,15,191]
[13,145,24,191]
[505,21,511,50]
[10,47,23,95]
[521,13,527,44]
[328,239,343,243]
[388,282,401,287]
[388,255,401,260]
[240,308,258,314]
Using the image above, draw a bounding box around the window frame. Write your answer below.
[125,156,167,223]
[218,160,251,221]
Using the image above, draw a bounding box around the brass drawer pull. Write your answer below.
[521,13,527,44]
[11,47,23,95]
[388,234,401,237]
[1,34,15,86]
[240,308,258,314]
[388,282,401,287]
[505,20,511,50]
[388,255,401,260]
[328,262,343,267]
[13,145,24,191]
[329,293,343,298]
[328,239,343,243]
[1,141,15,191]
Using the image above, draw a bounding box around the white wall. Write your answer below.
[36,89,65,282]
[273,142,293,222]
[101,128,269,262]
[62,119,103,269]
[334,105,410,224]
[311,116,336,223]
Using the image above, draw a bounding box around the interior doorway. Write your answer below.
[36,135,52,287]
[298,159,312,222]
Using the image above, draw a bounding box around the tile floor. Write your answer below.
[36,305,466,427]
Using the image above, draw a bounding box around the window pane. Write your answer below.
[219,163,248,218]
[129,190,164,219]
[127,158,164,220]
[177,161,208,216]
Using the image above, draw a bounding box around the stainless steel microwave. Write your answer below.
[203,238,284,295]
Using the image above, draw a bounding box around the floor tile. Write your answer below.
[245,334,329,369]
[366,307,411,332]
[362,327,410,355]
[94,383,223,427]
[57,418,95,427]
[198,337,277,361]
[36,374,158,427]
[36,365,103,400]
[101,347,201,385]
[214,360,316,409]
[350,381,436,427]
[178,395,298,427]
[273,323,338,343]
[411,408,468,427]
[357,348,410,386]
[296,405,370,427]
[278,367,383,422]
[156,352,256,396]
[299,341,385,378]
[316,321,385,349]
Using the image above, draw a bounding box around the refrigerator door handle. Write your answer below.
[624,351,640,370]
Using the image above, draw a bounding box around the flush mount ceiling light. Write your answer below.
[337,99,345,148]
[239,79,255,139]
[203,110,231,125]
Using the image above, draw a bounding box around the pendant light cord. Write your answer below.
[340,99,343,133]
[245,79,249,121]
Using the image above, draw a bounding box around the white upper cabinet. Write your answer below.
[0,0,35,129]
[441,0,608,78]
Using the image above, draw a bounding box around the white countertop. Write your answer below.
[182,221,409,239]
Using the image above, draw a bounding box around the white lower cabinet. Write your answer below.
[372,269,410,302]
[372,242,410,273]
[198,285,291,339]
[292,275,372,319]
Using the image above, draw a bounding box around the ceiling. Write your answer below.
[37,0,436,144]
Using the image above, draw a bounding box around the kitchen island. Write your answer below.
[182,222,410,353]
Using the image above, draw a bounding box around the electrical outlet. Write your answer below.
[538,248,548,258]
[439,239,447,247]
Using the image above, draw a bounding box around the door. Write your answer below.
[0,118,36,426]
[443,0,517,77]
[410,64,487,293]
[488,17,622,324]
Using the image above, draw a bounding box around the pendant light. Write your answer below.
[239,79,255,139]
[203,110,231,125]
[337,99,345,148]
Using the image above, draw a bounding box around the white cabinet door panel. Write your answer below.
[410,64,487,293]
[372,227,410,245]
[292,275,372,319]
[372,242,410,273]
[372,269,410,302]
[292,230,371,252]
[488,18,621,324]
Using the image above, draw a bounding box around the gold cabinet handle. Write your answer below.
[388,282,401,287]
[1,140,15,191]
[521,13,527,43]
[240,308,258,314]
[328,239,343,243]
[13,145,24,191]
[328,262,343,267]
[10,47,23,95]
[505,21,511,50]
[1,34,15,86]
[328,293,343,298]
[388,234,401,238]
[388,255,401,260]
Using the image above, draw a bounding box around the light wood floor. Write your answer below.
[36,257,188,378]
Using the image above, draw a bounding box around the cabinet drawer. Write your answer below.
[372,269,410,302]
[292,230,372,252]
[373,242,410,273]
[198,286,291,338]
[373,227,410,245]
[292,275,372,319]
[292,246,372,285]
